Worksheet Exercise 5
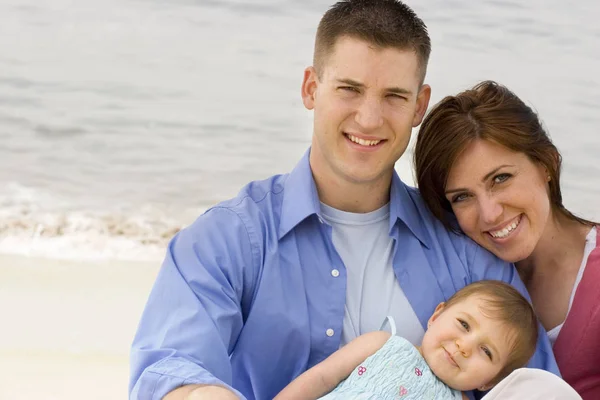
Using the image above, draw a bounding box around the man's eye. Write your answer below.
[339,86,359,93]
[387,93,407,100]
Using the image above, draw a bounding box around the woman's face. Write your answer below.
[445,139,551,263]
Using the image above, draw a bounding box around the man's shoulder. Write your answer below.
[400,184,451,234]
[401,184,480,251]
[190,173,289,234]
[404,185,510,280]
[214,173,288,211]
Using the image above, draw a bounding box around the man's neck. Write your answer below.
[312,170,392,213]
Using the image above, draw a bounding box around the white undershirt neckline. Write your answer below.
[547,226,597,345]
[320,202,426,347]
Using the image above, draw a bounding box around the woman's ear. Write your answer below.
[427,302,445,328]
[538,164,551,182]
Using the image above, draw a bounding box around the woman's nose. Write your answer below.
[478,194,503,225]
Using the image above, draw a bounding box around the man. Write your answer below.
[129,1,558,399]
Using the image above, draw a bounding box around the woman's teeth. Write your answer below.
[490,217,520,238]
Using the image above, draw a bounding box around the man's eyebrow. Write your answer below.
[445,165,515,195]
[335,78,413,95]
[335,78,364,87]
[386,86,413,95]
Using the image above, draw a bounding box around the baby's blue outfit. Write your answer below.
[319,317,462,400]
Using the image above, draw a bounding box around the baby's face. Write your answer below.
[420,295,515,391]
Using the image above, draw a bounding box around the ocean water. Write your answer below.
[1,0,599,261]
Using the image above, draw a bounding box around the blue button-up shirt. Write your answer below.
[130,150,558,400]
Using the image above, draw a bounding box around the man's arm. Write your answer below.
[129,207,259,400]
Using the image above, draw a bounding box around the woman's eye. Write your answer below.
[451,193,469,203]
[493,173,511,184]
[482,346,493,360]
[458,319,469,331]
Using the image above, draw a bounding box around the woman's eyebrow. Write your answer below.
[481,165,514,182]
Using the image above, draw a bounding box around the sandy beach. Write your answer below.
[0,254,160,400]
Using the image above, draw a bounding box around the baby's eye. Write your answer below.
[458,319,469,331]
[482,346,493,360]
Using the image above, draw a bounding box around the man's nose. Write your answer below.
[355,96,384,131]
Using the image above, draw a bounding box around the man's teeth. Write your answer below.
[490,218,520,238]
[348,134,381,146]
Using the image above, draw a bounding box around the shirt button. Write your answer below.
[331,269,340,277]
[326,328,334,337]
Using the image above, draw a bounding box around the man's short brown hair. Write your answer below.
[314,0,431,84]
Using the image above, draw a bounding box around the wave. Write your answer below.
[0,183,199,262]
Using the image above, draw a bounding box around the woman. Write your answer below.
[413,80,598,399]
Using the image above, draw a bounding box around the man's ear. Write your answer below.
[427,302,445,328]
[412,83,431,127]
[301,66,319,110]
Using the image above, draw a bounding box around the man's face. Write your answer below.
[302,36,430,189]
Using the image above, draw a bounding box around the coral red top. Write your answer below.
[553,227,600,399]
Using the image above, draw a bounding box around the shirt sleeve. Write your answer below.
[465,241,561,400]
[129,206,259,400]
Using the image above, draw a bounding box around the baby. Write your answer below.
[274,280,539,400]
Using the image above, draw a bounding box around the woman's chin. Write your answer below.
[485,240,534,263]
[470,235,528,263]
[478,220,536,262]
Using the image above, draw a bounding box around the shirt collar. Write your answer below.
[279,148,432,248]
[278,149,321,239]
[389,172,431,248]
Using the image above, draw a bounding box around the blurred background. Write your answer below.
[0,0,598,399]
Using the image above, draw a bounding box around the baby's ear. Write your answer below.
[478,382,495,392]
[427,302,445,327]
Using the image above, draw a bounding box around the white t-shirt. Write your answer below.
[320,202,425,347]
